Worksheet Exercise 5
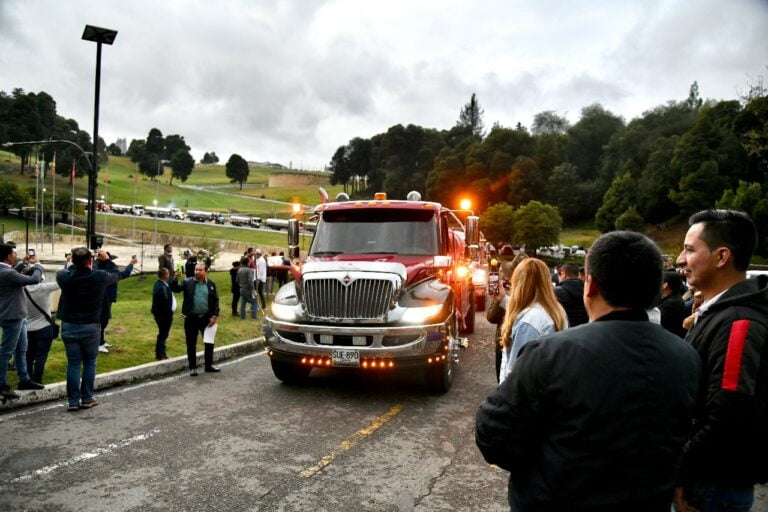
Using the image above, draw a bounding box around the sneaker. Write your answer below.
[190,368,198,377]
[0,384,20,400]
[67,404,80,412]
[104,343,113,348]
[79,399,99,409]
[98,346,110,354]
[18,380,45,390]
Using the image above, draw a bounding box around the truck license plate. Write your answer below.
[332,349,360,367]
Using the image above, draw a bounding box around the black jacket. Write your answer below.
[170,276,220,319]
[658,293,687,338]
[680,275,768,487]
[56,261,121,324]
[151,279,174,319]
[554,278,588,326]
[476,310,700,511]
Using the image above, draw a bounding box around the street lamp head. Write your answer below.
[82,25,118,45]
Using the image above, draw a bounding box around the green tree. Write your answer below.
[566,103,624,181]
[225,154,249,190]
[716,181,762,214]
[514,201,562,251]
[170,149,195,185]
[615,205,644,232]
[636,136,680,225]
[479,202,516,246]
[0,179,29,214]
[531,110,570,136]
[547,162,596,221]
[670,160,723,213]
[107,142,122,156]
[457,93,485,138]
[163,134,190,161]
[595,172,637,233]
[201,152,219,164]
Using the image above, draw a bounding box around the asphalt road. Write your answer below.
[0,315,509,512]
[2,314,766,512]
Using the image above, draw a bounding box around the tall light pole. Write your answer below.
[82,24,117,250]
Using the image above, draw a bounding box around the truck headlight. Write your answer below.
[400,304,443,324]
[271,283,300,321]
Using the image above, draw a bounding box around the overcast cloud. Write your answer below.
[1,0,766,169]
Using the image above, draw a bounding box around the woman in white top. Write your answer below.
[24,276,60,384]
[498,258,568,382]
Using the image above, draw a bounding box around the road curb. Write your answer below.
[0,337,265,412]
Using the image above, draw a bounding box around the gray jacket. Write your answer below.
[0,263,43,320]
[236,266,255,294]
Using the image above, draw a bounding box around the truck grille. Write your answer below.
[303,278,396,320]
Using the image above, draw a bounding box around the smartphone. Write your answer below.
[28,249,35,258]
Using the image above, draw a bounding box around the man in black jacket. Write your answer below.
[57,248,123,411]
[554,263,588,326]
[151,268,175,360]
[476,231,700,512]
[170,262,220,376]
[674,210,768,512]
[658,271,687,338]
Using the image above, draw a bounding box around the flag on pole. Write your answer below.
[71,161,76,183]
[33,163,39,178]
[103,168,109,184]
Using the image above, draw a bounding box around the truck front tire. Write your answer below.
[270,358,311,384]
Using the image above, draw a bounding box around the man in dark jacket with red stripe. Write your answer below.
[674,209,768,512]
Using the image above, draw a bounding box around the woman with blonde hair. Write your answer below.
[498,258,568,382]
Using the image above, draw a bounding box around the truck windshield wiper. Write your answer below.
[359,251,399,254]
[311,251,344,256]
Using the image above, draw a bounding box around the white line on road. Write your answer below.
[0,350,267,423]
[10,428,161,482]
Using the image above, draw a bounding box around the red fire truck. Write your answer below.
[264,191,480,392]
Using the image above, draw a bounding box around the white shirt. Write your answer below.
[695,289,728,325]
[255,256,267,282]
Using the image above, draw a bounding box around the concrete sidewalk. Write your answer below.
[0,337,265,412]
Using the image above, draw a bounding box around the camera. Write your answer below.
[28,248,35,258]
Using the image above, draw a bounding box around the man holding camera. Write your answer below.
[57,248,124,411]
[0,244,45,400]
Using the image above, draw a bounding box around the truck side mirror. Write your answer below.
[465,215,480,260]
[288,218,300,260]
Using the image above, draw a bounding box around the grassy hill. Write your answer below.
[0,152,342,214]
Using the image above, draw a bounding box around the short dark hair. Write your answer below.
[559,263,579,278]
[0,244,14,262]
[157,268,169,279]
[164,243,172,252]
[71,247,93,269]
[663,271,683,295]
[586,231,663,310]
[689,209,757,271]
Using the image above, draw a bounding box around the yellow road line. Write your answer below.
[299,404,403,478]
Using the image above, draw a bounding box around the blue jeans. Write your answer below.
[61,322,100,406]
[0,318,30,385]
[239,292,259,319]
[26,325,54,384]
[684,482,754,512]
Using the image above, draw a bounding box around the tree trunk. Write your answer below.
[240,181,243,190]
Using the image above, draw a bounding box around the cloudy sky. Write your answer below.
[1,0,767,169]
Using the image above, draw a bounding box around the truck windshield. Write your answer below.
[310,209,438,256]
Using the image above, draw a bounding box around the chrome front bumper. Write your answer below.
[264,316,449,359]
